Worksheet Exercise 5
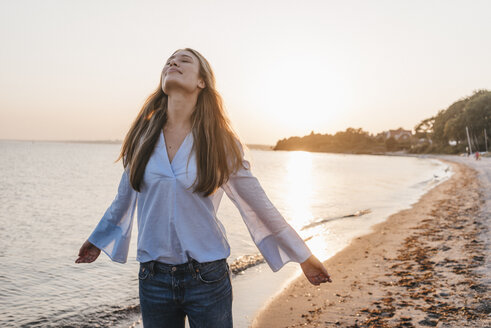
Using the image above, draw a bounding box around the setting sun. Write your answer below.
[243,54,350,136]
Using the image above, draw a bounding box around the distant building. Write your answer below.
[385,128,412,141]
[375,132,386,141]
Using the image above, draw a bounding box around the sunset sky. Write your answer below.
[1,0,490,145]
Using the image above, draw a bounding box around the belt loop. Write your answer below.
[186,253,197,279]
[148,261,155,276]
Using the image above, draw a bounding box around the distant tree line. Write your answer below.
[274,128,387,154]
[411,89,490,154]
[274,90,491,155]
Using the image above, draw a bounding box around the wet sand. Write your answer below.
[253,158,490,327]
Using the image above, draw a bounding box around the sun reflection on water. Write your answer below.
[283,151,332,259]
[284,151,314,229]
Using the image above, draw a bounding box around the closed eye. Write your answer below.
[165,59,190,65]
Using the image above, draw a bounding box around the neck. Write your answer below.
[165,92,197,131]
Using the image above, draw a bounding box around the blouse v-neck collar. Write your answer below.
[160,130,193,168]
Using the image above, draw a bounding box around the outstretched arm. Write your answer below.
[221,146,332,285]
[75,168,138,264]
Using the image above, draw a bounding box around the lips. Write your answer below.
[167,68,181,74]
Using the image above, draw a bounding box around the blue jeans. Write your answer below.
[138,258,233,328]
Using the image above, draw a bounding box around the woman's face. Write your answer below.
[161,50,205,95]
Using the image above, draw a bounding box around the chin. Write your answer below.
[163,81,195,95]
[163,78,182,92]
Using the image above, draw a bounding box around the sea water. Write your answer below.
[0,141,451,327]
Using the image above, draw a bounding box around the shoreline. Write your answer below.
[252,158,490,327]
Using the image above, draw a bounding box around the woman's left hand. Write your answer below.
[300,255,332,285]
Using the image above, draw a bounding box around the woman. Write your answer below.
[76,48,331,328]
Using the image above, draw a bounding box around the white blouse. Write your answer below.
[88,131,312,272]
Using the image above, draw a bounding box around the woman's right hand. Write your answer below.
[75,240,101,263]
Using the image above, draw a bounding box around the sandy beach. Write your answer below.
[252,156,490,328]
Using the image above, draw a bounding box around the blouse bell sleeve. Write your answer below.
[221,149,313,272]
[88,167,138,264]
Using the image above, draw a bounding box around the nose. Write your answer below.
[169,58,178,66]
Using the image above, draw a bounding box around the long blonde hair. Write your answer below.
[118,48,246,197]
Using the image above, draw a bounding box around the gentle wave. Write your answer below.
[21,304,140,328]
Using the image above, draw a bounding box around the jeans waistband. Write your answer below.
[141,258,227,275]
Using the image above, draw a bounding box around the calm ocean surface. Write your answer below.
[0,140,451,327]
